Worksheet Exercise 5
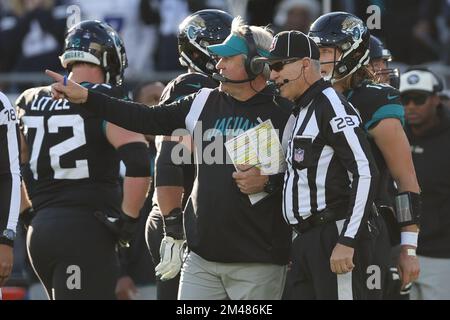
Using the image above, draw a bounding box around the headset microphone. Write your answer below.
[277,67,304,89]
[275,78,290,90]
[212,73,255,84]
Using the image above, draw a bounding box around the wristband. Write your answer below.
[401,231,418,247]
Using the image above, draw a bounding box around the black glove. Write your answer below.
[18,207,36,234]
[94,211,139,248]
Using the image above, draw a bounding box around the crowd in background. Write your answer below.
[0,0,449,93]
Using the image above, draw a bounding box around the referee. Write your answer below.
[264,31,380,299]
[0,92,20,291]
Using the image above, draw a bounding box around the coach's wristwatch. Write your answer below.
[0,229,16,247]
[264,175,280,194]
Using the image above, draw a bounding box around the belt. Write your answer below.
[291,207,348,234]
[292,203,379,234]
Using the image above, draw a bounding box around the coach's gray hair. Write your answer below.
[231,16,273,54]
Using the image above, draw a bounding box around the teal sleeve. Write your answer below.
[102,120,107,136]
[364,104,405,131]
[150,154,155,177]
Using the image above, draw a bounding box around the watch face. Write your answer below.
[2,229,16,241]
[264,182,276,194]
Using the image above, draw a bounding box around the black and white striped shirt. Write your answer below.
[0,92,21,233]
[283,79,378,247]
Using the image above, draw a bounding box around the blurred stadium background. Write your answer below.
[1,0,449,300]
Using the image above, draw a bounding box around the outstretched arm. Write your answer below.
[46,70,193,136]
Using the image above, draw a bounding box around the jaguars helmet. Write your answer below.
[369,35,400,88]
[60,20,128,86]
[309,12,370,83]
[178,9,233,75]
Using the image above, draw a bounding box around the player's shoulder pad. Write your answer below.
[15,86,50,109]
[160,72,217,104]
[81,82,129,100]
[359,80,401,106]
[0,91,13,112]
[0,92,16,125]
[358,81,404,130]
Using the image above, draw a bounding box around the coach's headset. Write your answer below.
[212,27,271,83]
[243,26,271,80]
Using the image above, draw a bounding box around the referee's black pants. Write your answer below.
[27,207,119,300]
[283,214,391,300]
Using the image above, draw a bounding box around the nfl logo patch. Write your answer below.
[294,148,304,163]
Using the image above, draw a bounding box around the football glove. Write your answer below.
[94,210,139,248]
[155,236,186,281]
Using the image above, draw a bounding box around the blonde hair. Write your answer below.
[348,65,377,89]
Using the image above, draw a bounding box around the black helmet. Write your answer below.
[60,20,128,86]
[309,12,370,82]
[178,9,233,75]
[369,35,391,61]
[369,35,400,88]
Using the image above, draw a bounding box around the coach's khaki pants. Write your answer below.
[178,251,287,300]
[411,255,450,300]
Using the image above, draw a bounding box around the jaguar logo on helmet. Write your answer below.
[341,16,361,31]
[342,16,365,41]
[186,25,200,40]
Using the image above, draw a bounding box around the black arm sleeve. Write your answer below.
[154,140,185,187]
[85,90,194,135]
[117,142,152,177]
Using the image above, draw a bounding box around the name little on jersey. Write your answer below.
[30,96,71,111]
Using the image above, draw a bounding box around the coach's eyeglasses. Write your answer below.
[269,59,300,72]
[401,93,430,106]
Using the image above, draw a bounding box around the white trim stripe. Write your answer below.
[0,92,21,231]
[185,88,213,135]
[323,88,371,239]
[307,36,312,59]
[315,145,334,211]
[281,114,296,152]
[287,31,291,57]
[283,104,311,224]
[336,219,354,300]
